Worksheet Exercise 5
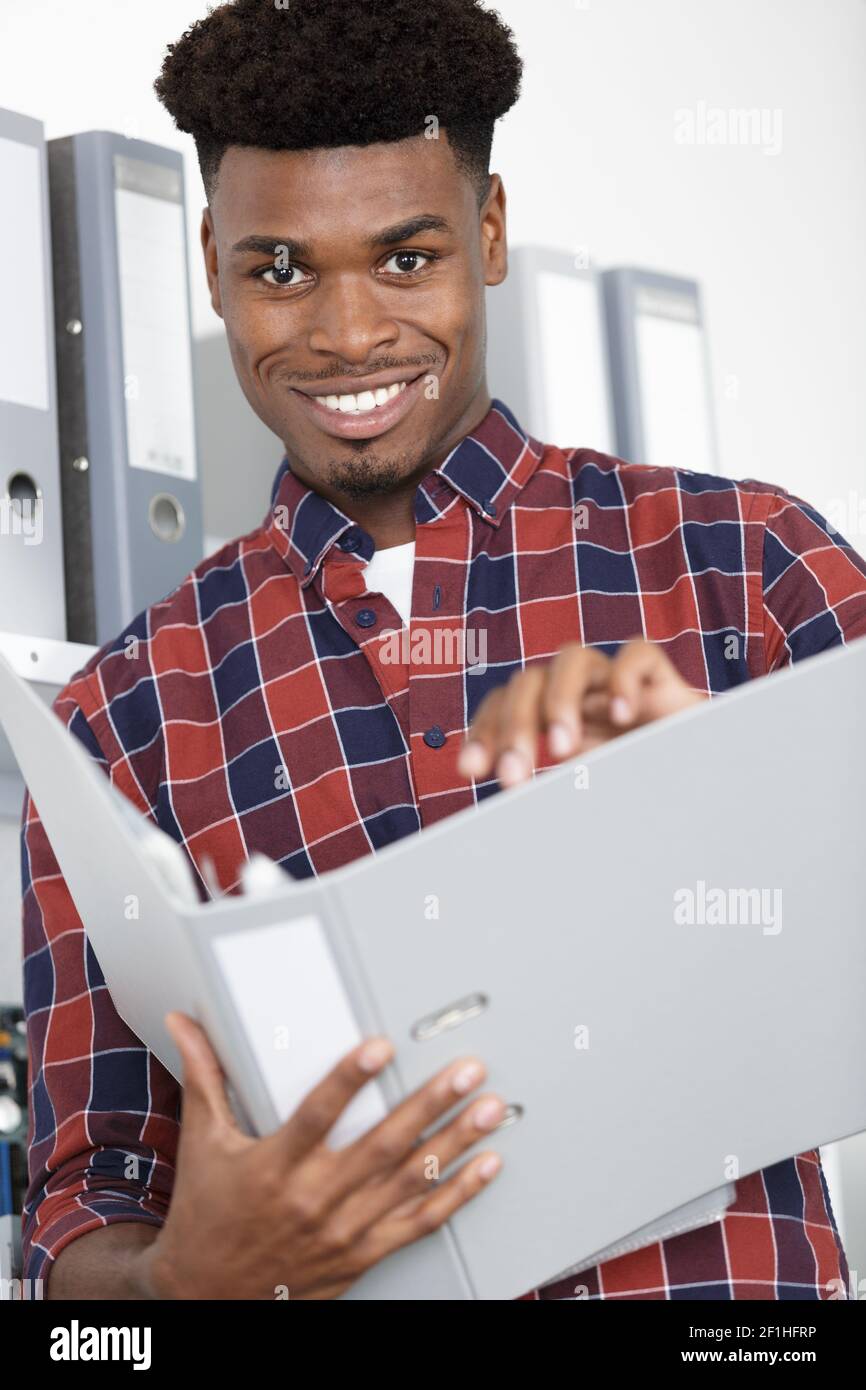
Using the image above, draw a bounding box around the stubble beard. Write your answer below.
[323,438,428,502]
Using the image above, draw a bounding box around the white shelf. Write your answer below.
[0,632,98,817]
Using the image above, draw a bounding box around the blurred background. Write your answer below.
[0,0,864,1289]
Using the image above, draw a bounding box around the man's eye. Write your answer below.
[381,250,434,275]
[258,263,303,287]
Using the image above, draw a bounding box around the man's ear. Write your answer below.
[201,207,224,320]
[481,174,508,289]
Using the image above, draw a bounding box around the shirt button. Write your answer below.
[423,725,446,749]
[340,531,362,553]
[482,499,497,517]
[356,608,377,628]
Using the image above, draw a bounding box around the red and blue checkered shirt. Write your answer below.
[21,399,866,1298]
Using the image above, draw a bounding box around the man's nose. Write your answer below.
[307,273,400,364]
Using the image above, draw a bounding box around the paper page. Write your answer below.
[211,916,388,1149]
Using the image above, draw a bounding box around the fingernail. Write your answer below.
[458,741,487,777]
[610,697,632,725]
[358,1038,393,1073]
[497,750,530,786]
[478,1153,502,1180]
[473,1098,505,1130]
[452,1060,485,1095]
[548,721,574,758]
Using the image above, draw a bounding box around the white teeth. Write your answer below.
[315,380,409,413]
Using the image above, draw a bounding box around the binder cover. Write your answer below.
[4,640,865,1298]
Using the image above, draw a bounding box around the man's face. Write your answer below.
[202,133,507,505]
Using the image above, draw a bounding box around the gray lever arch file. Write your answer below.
[603,267,718,475]
[3,639,866,1299]
[0,108,67,641]
[47,132,204,645]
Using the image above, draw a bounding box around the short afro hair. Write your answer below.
[155,0,523,205]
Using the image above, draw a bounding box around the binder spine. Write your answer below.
[47,137,98,644]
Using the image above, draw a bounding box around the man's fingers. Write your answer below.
[493,666,546,786]
[458,640,703,785]
[542,644,611,757]
[359,1151,502,1263]
[165,1011,239,1134]
[277,1037,395,1163]
[340,1090,507,1232]
[607,639,702,724]
[327,1055,491,1200]
[605,639,662,725]
[457,687,506,780]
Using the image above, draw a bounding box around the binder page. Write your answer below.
[211,915,388,1149]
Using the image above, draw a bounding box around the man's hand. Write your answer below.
[458,639,706,788]
[136,1013,504,1300]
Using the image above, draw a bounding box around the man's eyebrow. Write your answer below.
[230,216,452,260]
[230,235,311,258]
[364,215,453,248]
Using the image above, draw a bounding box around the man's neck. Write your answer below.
[289,387,493,550]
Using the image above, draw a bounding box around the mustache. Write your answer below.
[276,351,442,388]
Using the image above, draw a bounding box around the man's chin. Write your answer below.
[325,453,413,501]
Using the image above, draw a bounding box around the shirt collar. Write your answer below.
[265,398,543,588]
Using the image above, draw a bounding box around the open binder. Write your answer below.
[3,639,865,1299]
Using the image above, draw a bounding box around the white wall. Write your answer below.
[1,0,864,1289]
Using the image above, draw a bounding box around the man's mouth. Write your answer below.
[290,370,429,441]
[309,381,408,414]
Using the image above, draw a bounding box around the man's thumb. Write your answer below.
[165,1010,237,1131]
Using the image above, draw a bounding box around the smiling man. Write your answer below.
[21,0,866,1301]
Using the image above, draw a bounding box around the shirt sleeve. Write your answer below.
[761,490,866,670]
[20,687,180,1285]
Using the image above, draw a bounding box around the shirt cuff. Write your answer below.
[23,1196,167,1289]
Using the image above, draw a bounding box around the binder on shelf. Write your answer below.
[486,246,615,453]
[2,636,865,1299]
[0,108,67,642]
[47,132,204,645]
[603,267,719,473]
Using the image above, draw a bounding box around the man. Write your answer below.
[22,0,866,1300]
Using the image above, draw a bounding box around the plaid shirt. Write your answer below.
[22,399,866,1298]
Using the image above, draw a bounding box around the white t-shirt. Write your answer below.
[362,540,415,625]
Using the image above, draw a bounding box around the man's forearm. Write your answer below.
[45,1222,165,1299]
